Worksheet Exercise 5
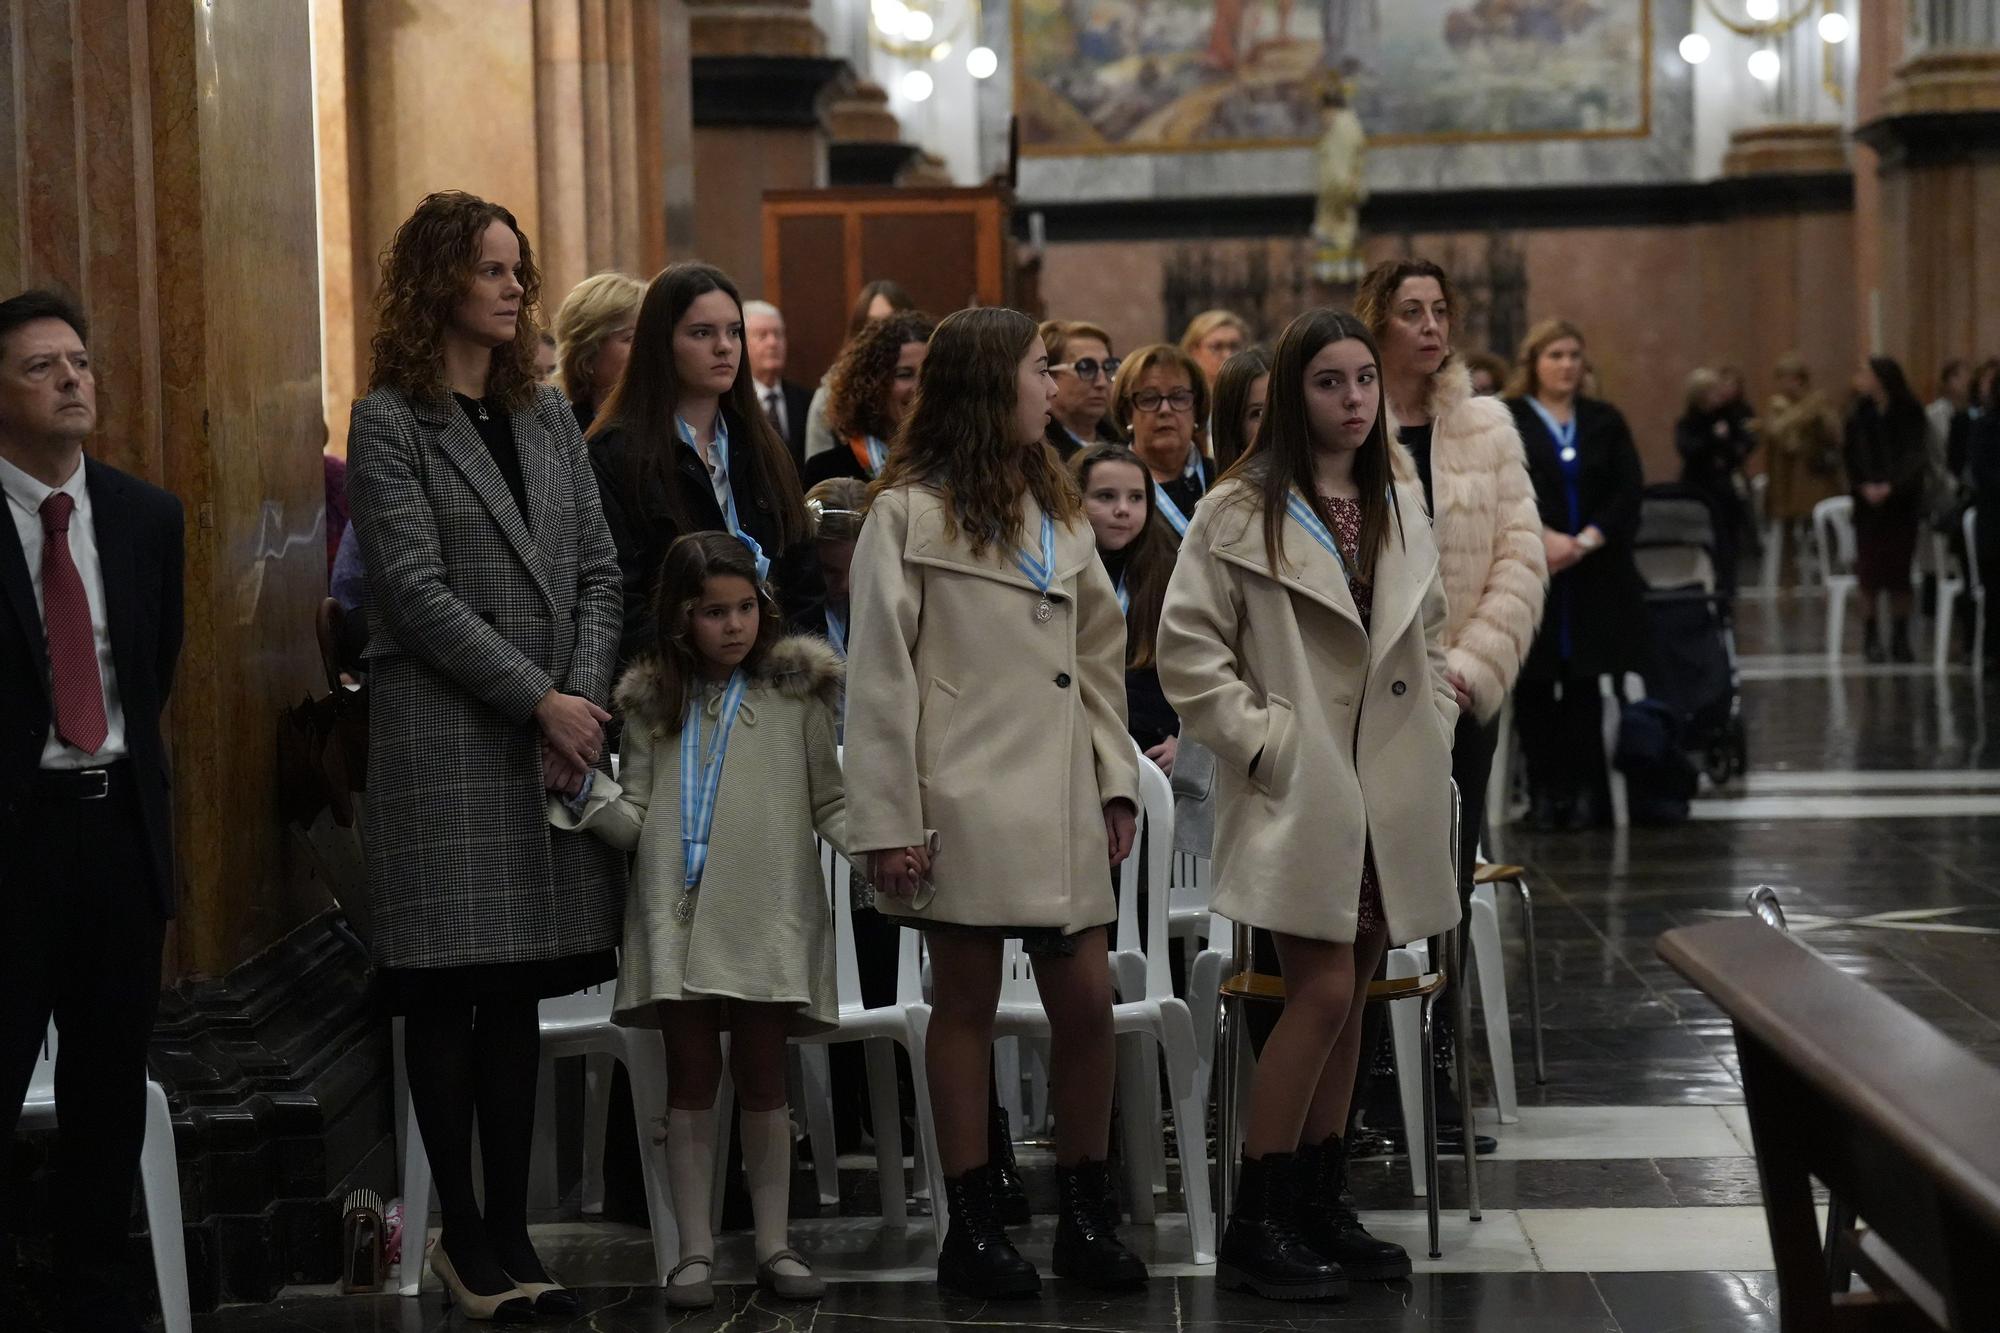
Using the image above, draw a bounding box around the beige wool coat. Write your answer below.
[844,485,1140,932]
[1158,476,1462,946]
[1386,360,1547,722]
[550,636,847,1035]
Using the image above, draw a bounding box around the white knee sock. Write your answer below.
[664,1105,717,1280]
[740,1106,809,1276]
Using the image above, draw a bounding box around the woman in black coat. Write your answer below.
[586,263,820,675]
[1506,319,1649,831]
[1968,379,2000,669]
[1675,368,1757,595]
[1843,356,1928,662]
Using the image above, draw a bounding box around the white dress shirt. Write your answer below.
[0,451,127,768]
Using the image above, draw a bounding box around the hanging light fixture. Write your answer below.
[1680,0,1850,103]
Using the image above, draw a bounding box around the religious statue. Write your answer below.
[1311,79,1368,284]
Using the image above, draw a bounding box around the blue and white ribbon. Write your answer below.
[679,670,751,906]
[1152,447,1208,536]
[864,434,889,476]
[1014,512,1057,595]
[1114,574,1130,615]
[676,413,770,580]
[1527,398,1579,464]
[1284,491,1348,576]
[823,604,847,657]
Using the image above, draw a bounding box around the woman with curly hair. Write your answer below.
[803,309,936,486]
[344,191,626,1321]
[589,262,818,674]
[845,307,1145,1298]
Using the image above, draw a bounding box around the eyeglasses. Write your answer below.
[1052,357,1121,382]
[1130,389,1196,413]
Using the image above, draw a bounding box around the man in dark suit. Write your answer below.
[0,290,185,1333]
[744,299,812,473]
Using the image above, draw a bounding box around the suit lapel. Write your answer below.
[82,460,143,703]
[418,395,554,610]
[0,493,48,700]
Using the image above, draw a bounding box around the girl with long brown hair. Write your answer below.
[1071,444,1180,769]
[587,262,817,675]
[1160,309,1460,1302]
[844,307,1146,1298]
[347,190,626,1321]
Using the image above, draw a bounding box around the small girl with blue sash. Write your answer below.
[551,530,846,1309]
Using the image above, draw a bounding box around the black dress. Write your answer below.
[1844,402,1926,595]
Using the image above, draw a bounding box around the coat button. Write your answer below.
[1392,680,1408,696]
[1055,673,1072,688]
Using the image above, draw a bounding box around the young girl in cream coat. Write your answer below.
[1159,310,1461,1304]
[551,531,844,1309]
[843,307,1145,1299]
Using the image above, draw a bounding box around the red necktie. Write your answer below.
[38,492,108,755]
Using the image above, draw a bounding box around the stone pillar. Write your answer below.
[1855,12,2000,388]
[827,79,923,186]
[0,0,329,980]
[316,0,686,451]
[688,0,845,293]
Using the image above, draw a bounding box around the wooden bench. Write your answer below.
[1657,918,2000,1330]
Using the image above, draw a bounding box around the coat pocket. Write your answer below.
[1249,695,1297,801]
[915,676,961,789]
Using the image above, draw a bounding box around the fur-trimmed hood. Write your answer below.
[614,633,846,732]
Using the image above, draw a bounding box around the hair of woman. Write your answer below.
[846,279,916,338]
[1866,356,1928,439]
[1505,317,1590,400]
[825,310,938,442]
[593,261,810,548]
[1209,344,1273,474]
[646,531,786,726]
[368,190,544,410]
[1109,342,1211,437]
[1352,257,1460,352]
[1070,444,1176,668]
[872,306,1081,556]
[554,271,645,414]
[1039,318,1117,366]
[806,476,871,544]
[1178,308,1251,357]
[1682,366,1723,417]
[1224,308,1396,582]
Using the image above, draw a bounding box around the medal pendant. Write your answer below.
[1034,598,1053,623]
[675,893,696,924]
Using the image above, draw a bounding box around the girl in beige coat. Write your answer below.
[552,532,843,1307]
[844,307,1145,1299]
[1160,310,1461,1302]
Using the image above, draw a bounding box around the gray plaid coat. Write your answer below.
[346,383,627,970]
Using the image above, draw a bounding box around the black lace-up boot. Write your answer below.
[938,1169,1041,1299]
[1295,1134,1412,1280]
[1051,1159,1147,1289]
[1215,1153,1349,1302]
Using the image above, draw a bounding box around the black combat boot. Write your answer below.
[938,1169,1041,1299]
[1215,1153,1349,1302]
[1295,1134,1413,1281]
[1051,1159,1147,1289]
[988,1103,1031,1226]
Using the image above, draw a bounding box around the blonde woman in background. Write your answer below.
[554,271,644,435]
[1180,308,1251,387]
[1762,354,1846,584]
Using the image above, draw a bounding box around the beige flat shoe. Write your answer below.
[757,1248,827,1300]
[664,1255,715,1309]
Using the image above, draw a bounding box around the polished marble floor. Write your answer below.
[191,591,2000,1330]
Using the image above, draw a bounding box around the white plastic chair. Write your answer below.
[1814,496,1860,659]
[982,754,1216,1264]
[1932,531,1966,672]
[20,1024,191,1333]
[1754,472,1782,592]
[1965,507,1987,676]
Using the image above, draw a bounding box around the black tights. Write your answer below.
[403,996,547,1296]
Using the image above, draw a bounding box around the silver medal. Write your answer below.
[1035,598,1053,623]
[675,893,696,924]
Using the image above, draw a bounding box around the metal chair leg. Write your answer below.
[1515,876,1547,1084]
[1824,1196,1858,1293]
[1215,996,1238,1237]
[1452,925,1482,1222]
[1420,992,1441,1260]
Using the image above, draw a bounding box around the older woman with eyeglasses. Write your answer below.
[1041,320,1123,458]
[1110,343,1213,538]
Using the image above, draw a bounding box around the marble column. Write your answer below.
[827,79,923,187]
[1,0,330,980]
[1856,4,2000,385]
[687,0,846,294]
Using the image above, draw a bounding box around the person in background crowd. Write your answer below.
[805,477,868,659]
[0,290,186,1333]
[1762,354,1846,583]
[1209,345,1271,474]
[1926,359,1974,551]
[1041,320,1123,459]
[1972,359,2000,421]
[1462,351,1509,397]
[1112,343,1213,539]
[1967,369,2000,667]
[588,262,819,675]
[744,300,812,471]
[535,330,559,384]
[1928,359,1972,446]
[804,311,935,486]
[1507,318,1648,831]
[554,271,644,435]
[1356,257,1544,1150]
[845,307,1144,1299]
[1845,356,1929,663]
[345,190,625,1322]
[1675,367,1757,595]
[1161,309,1456,1300]
[1179,309,1251,387]
[324,444,349,574]
[1071,444,1180,771]
[804,280,916,464]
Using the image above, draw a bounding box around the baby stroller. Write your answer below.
[1633,484,1748,786]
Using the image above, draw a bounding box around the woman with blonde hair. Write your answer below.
[553,271,644,434]
[1180,308,1251,386]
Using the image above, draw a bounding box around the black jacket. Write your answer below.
[802,439,869,488]
[1509,395,1650,681]
[1844,401,1927,535]
[1675,404,1755,499]
[588,412,823,671]
[1,457,185,913]
[754,379,812,473]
